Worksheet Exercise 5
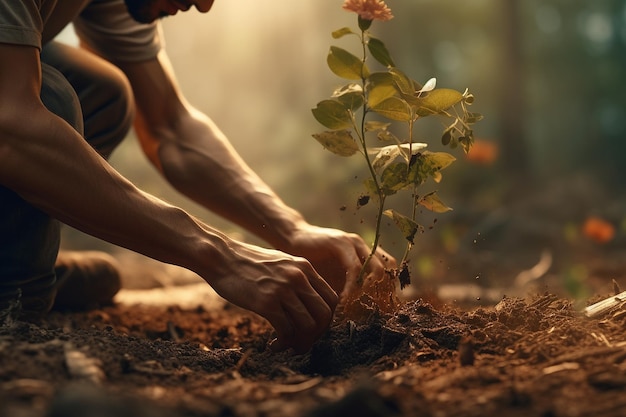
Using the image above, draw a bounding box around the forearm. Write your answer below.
[0,106,230,275]
[136,107,307,250]
[118,52,308,250]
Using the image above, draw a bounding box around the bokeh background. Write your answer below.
[59,0,626,303]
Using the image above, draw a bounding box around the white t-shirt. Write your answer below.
[0,0,163,63]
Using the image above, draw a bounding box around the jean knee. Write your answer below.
[40,64,84,135]
[84,73,135,159]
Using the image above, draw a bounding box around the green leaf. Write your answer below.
[380,162,410,195]
[366,72,397,107]
[312,130,359,157]
[367,37,395,67]
[459,134,474,153]
[367,84,398,108]
[414,88,464,117]
[332,27,354,39]
[441,125,453,146]
[465,112,484,124]
[419,192,453,213]
[327,46,369,80]
[332,83,365,111]
[311,100,352,130]
[371,97,413,121]
[389,68,416,96]
[383,209,420,244]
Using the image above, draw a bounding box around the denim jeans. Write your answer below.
[0,41,133,315]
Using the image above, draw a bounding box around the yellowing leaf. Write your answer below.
[312,130,359,157]
[366,72,397,107]
[419,192,453,213]
[414,88,464,117]
[383,209,420,244]
[424,151,456,171]
[376,129,399,142]
[380,162,410,195]
[408,151,455,185]
[364,120,391,132]
[331,27,355,39]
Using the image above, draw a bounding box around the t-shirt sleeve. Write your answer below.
[73,0,163,63]
[0,1,44,49]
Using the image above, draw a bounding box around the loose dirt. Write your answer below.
[2,280,626,417]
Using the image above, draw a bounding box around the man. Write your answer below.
[0,0,394,353]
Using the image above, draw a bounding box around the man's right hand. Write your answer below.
[203,241,338,353]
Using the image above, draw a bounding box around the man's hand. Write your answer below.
[279,224,397,300]
[204,241,338,353]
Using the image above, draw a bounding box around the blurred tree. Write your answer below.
[497,0,531,188]
[523,0,626,185]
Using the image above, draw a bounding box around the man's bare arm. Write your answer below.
[118,51,307,250]
[118,51,395,296]
[0,43,336,352]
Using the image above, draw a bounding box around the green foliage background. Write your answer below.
[59,1,626,289]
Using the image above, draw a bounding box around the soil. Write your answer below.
[2,279,626,417]
[2,175,626,417]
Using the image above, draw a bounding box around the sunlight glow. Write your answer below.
[579,11,613,52]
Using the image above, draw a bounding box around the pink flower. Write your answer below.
[342,0,394,22]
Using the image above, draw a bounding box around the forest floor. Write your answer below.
[2,175,626,417]
[1,261,625,417]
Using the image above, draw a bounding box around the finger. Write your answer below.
[306,271,339,311]
[279,296,320,353]
[336,243,364,282]
[297,285,334,331]
[354,244,390,279]
[262,305,296,352]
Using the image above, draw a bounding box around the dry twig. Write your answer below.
[583,291,626,318]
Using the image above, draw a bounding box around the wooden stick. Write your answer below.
[584,290,626,318]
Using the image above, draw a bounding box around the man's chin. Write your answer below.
[123,0,160,24]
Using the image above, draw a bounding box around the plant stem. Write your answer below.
[356,28,387,286]
[357,193,386,285]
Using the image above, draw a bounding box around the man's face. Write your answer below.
[124,0,215,24]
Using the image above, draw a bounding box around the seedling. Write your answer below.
[311,1,482,312]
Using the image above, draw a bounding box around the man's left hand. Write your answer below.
[282,224,397,300]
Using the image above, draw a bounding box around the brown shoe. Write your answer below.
[52,251,122,311]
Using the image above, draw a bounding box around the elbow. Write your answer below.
[156,139,201,189]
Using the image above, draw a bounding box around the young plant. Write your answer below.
[311,0,482,313]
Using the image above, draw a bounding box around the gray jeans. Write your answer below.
[0,41,134,314]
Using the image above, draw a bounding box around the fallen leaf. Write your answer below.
[582,216,615,244]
